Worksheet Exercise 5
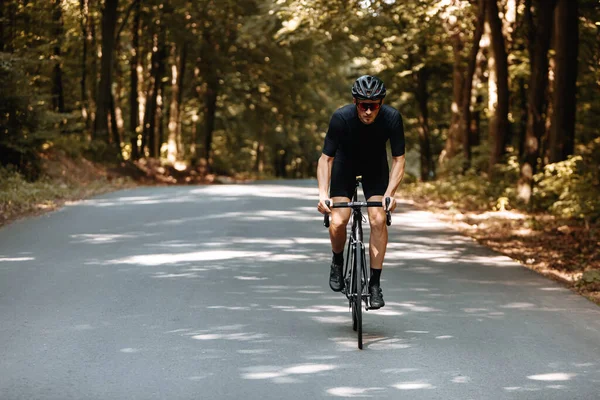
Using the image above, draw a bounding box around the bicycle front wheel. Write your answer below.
[354,243,364,349]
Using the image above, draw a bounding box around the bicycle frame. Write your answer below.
[343,182,369,309]
[322,177,391,349]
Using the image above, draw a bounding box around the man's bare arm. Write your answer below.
[317,153,334,214]
[383,155,405,211]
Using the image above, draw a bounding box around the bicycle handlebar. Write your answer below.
[323,197,392,228]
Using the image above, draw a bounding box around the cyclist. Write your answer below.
[317,75,406,309]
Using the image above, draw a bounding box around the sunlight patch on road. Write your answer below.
[368,340,411,350]
[504,386,542,392]
[386,250,452,261]
[327,387,385,397]
[0,257,35,262]
[369,309,404,316]
[392,381,435,390]
[452,376,471,383]
[500,302,536,309]
[111,250,269,266]
[391,303,440,313]
[153,272,199,278]
[71,233,140,243]
[237,349,270,355]
[382,368,420,373]
[283,305,350,313]
[312,316,352,324]
[192,184,318,201]
[207,306,252,311]
[241,364,336,381]
[235,276,268,281]
[527,373,577,381]
[192,332,267,341]
[120,348,141,353]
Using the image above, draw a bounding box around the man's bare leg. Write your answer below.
[328,196,351,291]
[329,196,351,253]
[367,195,387,308]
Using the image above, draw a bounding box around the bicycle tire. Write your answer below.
[354,242,363,349]
[352,299,358,331]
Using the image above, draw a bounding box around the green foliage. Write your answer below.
[0,53,44,180]
[534,150,600,221]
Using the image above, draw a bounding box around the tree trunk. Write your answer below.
[486,0,510,173]
[204,78,218,168]
[129,0,140,160]
[52,0,65,113]
[190,61,202,162]
[461,0,486,169]
[142,44,157,156]
[156,82,165,158]
[549,0,578,163]
[167,42,187,164]
[109,91,120,146]
[255,139,265,174]
[176,42,187,157]
[3,1,16,53]
[0,0,4,52]
[94,0,118,144]
[80,0,90,127]
[89,0,97,134]
[143,27,166,158]
[443,32,465,163]
[414,59,434,181]
[518,0,556,203]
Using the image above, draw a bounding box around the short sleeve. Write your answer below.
[389,112,406,157]
[322,113,345,157]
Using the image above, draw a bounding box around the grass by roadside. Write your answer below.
[0,150,253,228]
[402,183,600,306]
[0,150,136,227]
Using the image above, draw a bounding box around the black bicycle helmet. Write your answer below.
[351,75,387,100]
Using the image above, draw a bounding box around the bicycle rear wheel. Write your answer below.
[354,243,363,349]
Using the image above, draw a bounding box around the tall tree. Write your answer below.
[461,0,486,169]
[51,0,65,113]
[80,0,91,126]
[518,0,556,203]
[142,22,167,158]
[129,0,141,159]
[167,41,187,163]
[442,4,466,163]
[549,0,579,162]
[413,45,434,181]
[94,0,119,145]
[0,0,4,52]
[486,0,510,172]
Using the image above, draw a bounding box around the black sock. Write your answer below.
[370,268,382,287]
[332,250,343,265]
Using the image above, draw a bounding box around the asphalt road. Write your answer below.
[1,180,599,400]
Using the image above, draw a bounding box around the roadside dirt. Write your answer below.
[403,196,600,306]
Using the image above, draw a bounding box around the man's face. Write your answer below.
[354,98,383,125]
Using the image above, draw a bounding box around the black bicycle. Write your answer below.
[323,177,391,349]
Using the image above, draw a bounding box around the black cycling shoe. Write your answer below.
[369,284,385,309]
[329,259,344,292]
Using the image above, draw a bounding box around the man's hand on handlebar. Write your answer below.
[318,198,332,215]
[383,195,397,212]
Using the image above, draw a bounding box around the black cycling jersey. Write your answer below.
[322,104,405,200]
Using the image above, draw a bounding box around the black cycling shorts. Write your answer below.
[330,159,389,200]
